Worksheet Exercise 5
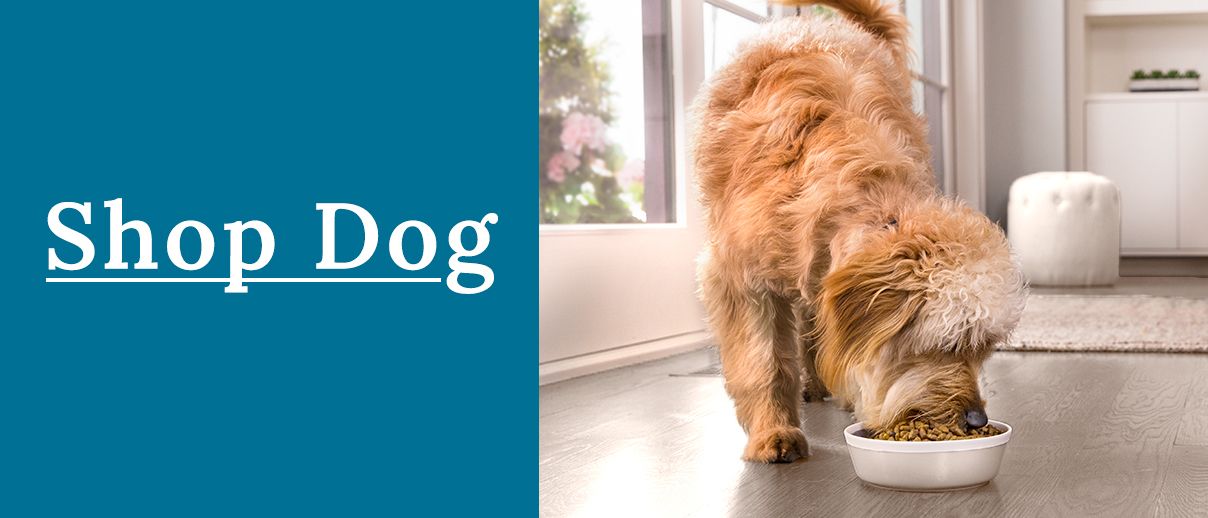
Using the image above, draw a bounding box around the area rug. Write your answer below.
[679,295,1208,376]
[1001,294,1208,353]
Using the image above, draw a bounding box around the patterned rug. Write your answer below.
[1001,295,1208,353]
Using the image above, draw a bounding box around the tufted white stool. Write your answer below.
[1007,172,1120,286]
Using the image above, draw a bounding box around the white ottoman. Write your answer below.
[1007,172,1120,286]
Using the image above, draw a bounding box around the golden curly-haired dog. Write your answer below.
[693,0,1026,463]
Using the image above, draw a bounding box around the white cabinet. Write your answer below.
[1086,94,1208,255]
[1179,101,1208,249]
[1086,100,1179,250]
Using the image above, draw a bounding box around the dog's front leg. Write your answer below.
[703,273,808,462]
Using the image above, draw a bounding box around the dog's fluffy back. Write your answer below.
[692,5,928,298]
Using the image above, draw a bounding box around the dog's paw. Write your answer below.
[743,427,809,463]
[802,381,830,403]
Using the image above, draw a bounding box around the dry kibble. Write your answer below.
[865,419,1003,441]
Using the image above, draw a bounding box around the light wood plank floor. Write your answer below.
[541,279,1208,516]
[541,347,1208,517]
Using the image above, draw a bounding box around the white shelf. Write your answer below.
[1087,91,1208,102]
[1086,0,1208,18]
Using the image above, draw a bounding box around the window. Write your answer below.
[538,0,673,224]
[904,0,951,192]
[703,1,953,192]
[704,2,762,77]
[537,1,952,224]
[702,2,839,77]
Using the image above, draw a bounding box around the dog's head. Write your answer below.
[813,197,1026,431]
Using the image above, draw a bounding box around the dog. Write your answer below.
[692,0,1026,463]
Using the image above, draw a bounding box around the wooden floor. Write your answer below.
[541,347,1208,517]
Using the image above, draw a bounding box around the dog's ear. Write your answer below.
[898,206,1027,358]
[813,245,927,398]
[901,257,1027,359]
[842,203,1028,360]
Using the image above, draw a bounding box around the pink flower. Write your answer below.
[560,112,607,155]
[617,159,644,188]
[546,150,579,183]
[589,158,610,176]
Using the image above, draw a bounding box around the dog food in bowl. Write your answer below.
[843,420,1012,491]
[867,420,1004,441]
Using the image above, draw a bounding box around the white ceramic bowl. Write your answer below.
[842,420,1012,491]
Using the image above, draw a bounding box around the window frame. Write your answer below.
[704,0,767,22]
[539,0,681,230]
[908,0,955,194]
[539,0,766,235]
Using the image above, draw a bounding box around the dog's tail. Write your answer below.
[774,0,909,63]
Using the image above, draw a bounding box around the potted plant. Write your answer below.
[1129,68,1201,92]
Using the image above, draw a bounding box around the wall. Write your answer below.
[982,0,1068,226]
[1087,16,1208,94]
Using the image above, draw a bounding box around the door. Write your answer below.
[1086,100,1179,251]
[539,0,711,382]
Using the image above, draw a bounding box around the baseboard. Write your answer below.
[539,330,711,385]
[1120,257,1208,277]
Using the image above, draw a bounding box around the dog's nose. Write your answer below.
[964,407,988,429]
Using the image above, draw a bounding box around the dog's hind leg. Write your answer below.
[795,306,831,403]
[801,341,831,403]
[701,261,808,463]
